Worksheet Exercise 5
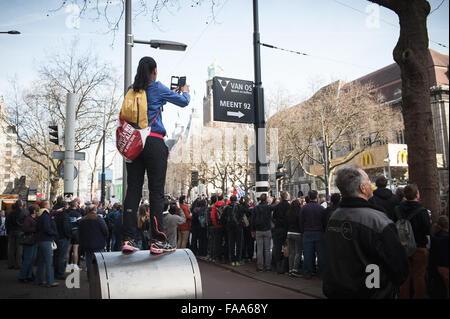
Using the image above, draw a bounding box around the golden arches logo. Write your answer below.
[397,150,408,164]
[361,153,374,167]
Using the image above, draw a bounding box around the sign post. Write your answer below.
[212,76,255,124]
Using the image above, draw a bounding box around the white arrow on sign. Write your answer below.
[227,111,244,118]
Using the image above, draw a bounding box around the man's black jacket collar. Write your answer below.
[339,197,386,214]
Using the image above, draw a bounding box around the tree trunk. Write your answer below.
[369,0,440,220]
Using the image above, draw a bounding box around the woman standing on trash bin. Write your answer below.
[121,56,190,254]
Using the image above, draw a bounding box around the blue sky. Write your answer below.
[0,0,448,137]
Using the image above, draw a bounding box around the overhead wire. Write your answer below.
[332,0,448,48]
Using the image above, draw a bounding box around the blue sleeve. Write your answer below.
[158,82,190,107]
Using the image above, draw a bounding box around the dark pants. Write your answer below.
[242,226,254,260]
[191,227,207,256]
[272,228,287,273]
[35,241,54,285]
[0,236,8,260]
[400,248,428,299]
[198,228,208,256]
[213,227,225,262]
[86,249,104,280]
[303,231,324,277]
[227,227,243,263]
[8,232,23,268]
[207,228,214,258]
[122,136,168,243]
[19,243,38,280]
[54,238,70,277]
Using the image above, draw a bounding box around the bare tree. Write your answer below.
[268,79,401,192]
[5,40,120,200]
[52,0,224,43]
[368,0,441,220]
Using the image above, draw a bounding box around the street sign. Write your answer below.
[59,165,78,180]
[53,151,86,161]
[212,76,255,124]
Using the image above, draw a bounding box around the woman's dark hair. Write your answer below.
[287,199,302,225]
[330,193,341,206]
[179,195,186,204]
[12,200,23,211]
[395,187,405,201]
[210,195,217,205]
[28,204,39,215]
[198,199,207,208]
[133,57,157,92]
[56,195,64,206]
[169,202,177,214]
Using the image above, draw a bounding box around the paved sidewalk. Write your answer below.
[198,258,326,299]
[0,256,326,299]
[0,260,89,299]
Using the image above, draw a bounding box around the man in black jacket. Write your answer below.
[272,191,290,273]
[221,196,244,266]
[250,194,274,272]
[369,175,400,220]
[54,202,73,279]
[79,205,108,279]
[323,164,409,299]
[396,184,431,299]
[6,200,27,269]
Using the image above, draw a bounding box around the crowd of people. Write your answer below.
[0,165,448,299]
[1,196,116,287]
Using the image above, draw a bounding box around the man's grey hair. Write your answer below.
[335,164,365,198]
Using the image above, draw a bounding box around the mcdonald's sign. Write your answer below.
[361,153,374,167]
[397,149,408,164]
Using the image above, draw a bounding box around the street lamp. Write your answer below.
[122,0,187,203]
[0,30,20,34]
[101,102,106,206]
[134,39,187,51]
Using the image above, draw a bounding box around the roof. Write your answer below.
[351,49,449,103]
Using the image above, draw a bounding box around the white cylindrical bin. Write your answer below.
[90,249,202,299]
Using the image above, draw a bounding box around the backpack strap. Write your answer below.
[405,207,425,222]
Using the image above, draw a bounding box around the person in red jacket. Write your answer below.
[177,195,192,248]
[211,194,226,263]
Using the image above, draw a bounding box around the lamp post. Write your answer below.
[0,30,20,34]
[101,102,106,206]
[122,0,187,203]
[321,114,329,198]
[253,0,269,199]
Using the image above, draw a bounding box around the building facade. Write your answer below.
[270,49,449,199]
[0,95,21,194]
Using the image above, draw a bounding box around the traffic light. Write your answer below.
[191,170,199,187]
[275,163,285,180]
[49,123,63,146]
